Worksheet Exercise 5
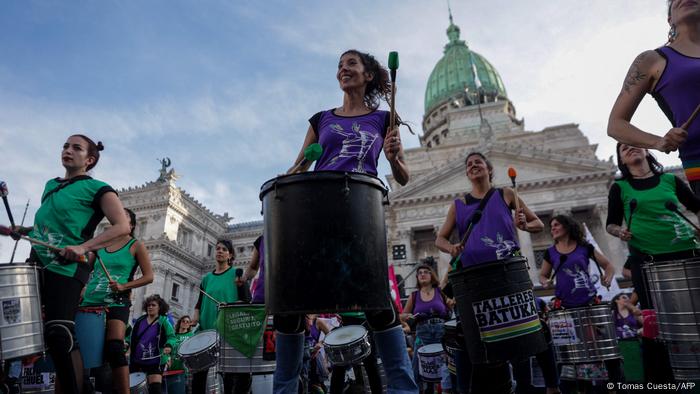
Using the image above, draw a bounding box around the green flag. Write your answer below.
[216,305,267,358]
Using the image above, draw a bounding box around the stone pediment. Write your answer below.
[390,144,615,202]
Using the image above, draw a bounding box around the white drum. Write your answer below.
[129,372,147,394]
[323,325,371,366]
[417,343,445,383]
[178,330,219,372]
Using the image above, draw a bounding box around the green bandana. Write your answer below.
[216,305,267,358]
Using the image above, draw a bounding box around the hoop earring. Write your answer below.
[668,24,678,43]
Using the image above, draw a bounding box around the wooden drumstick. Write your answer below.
[681,103,700,130]
[95,253,114,283]
[290,143,323,174]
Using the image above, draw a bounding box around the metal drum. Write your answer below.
[0,264,44,359]
[547,304,620,363]
[260,171,391,314]
[323,325,371,366]
[129,372,148,394]
[448,256,548,363]
[644,258,700,379]
[218,305,276,373]
[178,330,219,373]
[74,307,106,369]
[417,343,445,383]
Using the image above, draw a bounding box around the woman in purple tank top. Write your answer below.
[435,152,543,267]
[538,215,615,309]
[401,265,451,392]
[274,50,418,394]
[435,152,544,393]
[608,1,700,192]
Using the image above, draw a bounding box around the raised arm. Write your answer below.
[607,50,683,152]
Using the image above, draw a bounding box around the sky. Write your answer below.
[0,0,677,261]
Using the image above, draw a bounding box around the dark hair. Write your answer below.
[217,239,235,264]
[550,215,586,245]
[616,143,664,180]
[175,315,191,333]
[70,134,104,171]
[341,50,414,133]
[465,151,494,182]
[611,292,631,312]
[143,294,169,316]
[415,264,440,288]
[125,208,136,237]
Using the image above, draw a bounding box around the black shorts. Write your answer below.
[106,305,130,325]
[130,362,162,376]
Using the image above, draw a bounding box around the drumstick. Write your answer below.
[290,143,323,174]
[198,287,224,306]
[665,200,700,233]
[448,210,483,269]
[681,103,700,130]
[0,224,88,263]
[548,254,567,283]
[507,167,520,212]
[95,253,114,283]
[388,51,399,130]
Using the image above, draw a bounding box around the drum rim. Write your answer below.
[449,255,529,274]
[260,170,388,199]
[417,343,445,354]
[324,325,368,346]
[178,329,218,355]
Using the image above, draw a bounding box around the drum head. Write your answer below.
[129,372,146,387]
[418,343,444,356]
[179,330,218,355]
[325,325,367,346]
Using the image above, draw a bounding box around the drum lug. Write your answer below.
[274,182,282,201]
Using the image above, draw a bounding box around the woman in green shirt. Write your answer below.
[191,239,251,394]
[79,208,154,394]
[13,134,130,393]
[606,142,700,383]
[164,315,196,394]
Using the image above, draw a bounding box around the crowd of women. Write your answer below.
[1,0,698,393]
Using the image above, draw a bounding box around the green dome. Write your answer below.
[424,20,508,113]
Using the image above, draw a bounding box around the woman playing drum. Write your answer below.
[128,294,176,394]
[401,264,451,393]
[539,214,619,390]
[611,293,644,383]
[191,239,252,394]
[607,0,700,193]
[164,315,196,394]
[11,134,130,393]
[78,208,154,393]
[606,143,700,382]
[435,151,544,393]
[274,49,416,394]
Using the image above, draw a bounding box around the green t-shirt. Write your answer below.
[29,176,115,283]
[617,173,700,255]
[167,330,195,372]
[80,238,139,307]
[198,267,239,330]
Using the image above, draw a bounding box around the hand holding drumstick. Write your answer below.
[657,103,700,153]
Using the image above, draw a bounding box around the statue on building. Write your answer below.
[157,157,178,183]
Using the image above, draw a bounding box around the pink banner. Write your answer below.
[388,265,403,313]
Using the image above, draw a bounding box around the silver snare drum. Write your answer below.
[178,330,219,372]
[547,304,620,363]
[129,372,148,394]
[323,325,371,366]
[0,264,44,360]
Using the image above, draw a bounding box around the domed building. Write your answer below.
[383,13,631,295]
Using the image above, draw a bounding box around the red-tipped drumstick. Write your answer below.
[508,167,521,213]
[0,224,88,263]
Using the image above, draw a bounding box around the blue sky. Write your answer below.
[0,1,676,260]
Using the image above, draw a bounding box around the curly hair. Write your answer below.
[143,294,169,316]
[550,215,587,246]
[341,50,414,133]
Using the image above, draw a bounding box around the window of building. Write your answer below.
[171,283,180,302]
[207,243,214,257]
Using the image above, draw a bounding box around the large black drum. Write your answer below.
[448,256,548,364]
[260,171,391,314]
